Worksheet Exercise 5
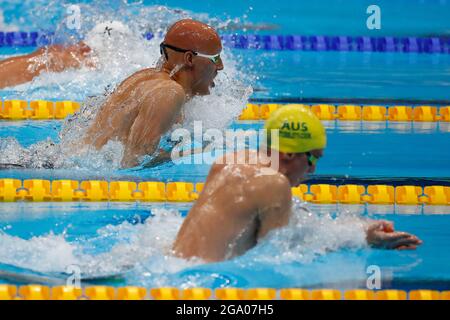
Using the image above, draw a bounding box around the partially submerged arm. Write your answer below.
[121,81,186,168]
[0,42,92,89]
[254,175,422,250]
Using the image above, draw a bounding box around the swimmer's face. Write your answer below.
[163,20,224,96]
[189,41,224,96]
[281,149,323,186]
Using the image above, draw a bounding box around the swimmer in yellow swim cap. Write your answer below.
[265,104,326,153]
[263,104,327,185]
[173,105,422,262]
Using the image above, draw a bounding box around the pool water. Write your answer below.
[1,121,449,180]
[1,202,449,289]
[0,0,450,290]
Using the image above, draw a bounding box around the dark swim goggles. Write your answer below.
[160,42,221,65]
[306,152,319,167]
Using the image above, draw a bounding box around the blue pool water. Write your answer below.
[1,121,449,180]
[0,1,450,290]
[0,202,449,289]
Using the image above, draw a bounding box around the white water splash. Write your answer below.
[0,10,18,32]
[0,203,370,286]
[0,4,253,170]
[0,96,125,170]
[0,208,194,277]
[248,198,369,265]
[5,2,255,101]
[0,231,78,272]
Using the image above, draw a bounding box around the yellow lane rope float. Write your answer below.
[0,179,448,204]
[243,103,450,122]
[0,100,80,120]
[0,285,448,300]
[0,100,449,122]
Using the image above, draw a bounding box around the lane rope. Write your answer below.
[0,285,447,300]
[0,179,448,205]
[1,100,449,122]
[0,31,449,54]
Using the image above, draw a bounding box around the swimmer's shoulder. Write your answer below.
[249,170,291,195]
[101,69,185,110]
[111,68,158,95]
[211,150,257,170]
[209,157,290,191]
[136,75,185,104]
[136,68,179,84]
[241,168,291,206]
[119,68,175,86]
[216,164,291,212]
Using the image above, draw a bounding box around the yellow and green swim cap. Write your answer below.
[264,105,327,153]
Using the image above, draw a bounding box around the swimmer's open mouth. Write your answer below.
[211,81,216,88]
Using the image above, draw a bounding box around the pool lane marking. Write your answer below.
[1,31,449,54]
[0,179,448,205]
[1,101,449,122]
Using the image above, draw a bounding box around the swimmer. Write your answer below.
[0,21,132,88]
[0,19,223,168]
[173,105,423,262]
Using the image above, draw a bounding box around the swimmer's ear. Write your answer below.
[183,51,195,67]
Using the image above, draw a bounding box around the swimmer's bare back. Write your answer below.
[173,151,292,262]
[84,68,186,168]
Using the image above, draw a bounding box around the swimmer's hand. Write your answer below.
[45,42,96,72]
[366,220,422,250]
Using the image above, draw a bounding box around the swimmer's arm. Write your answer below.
[141,149,173,168]
[0,42,92,89]
[121,83,185,168]
[255,176,292,240]
[141,131,215,169]
[141,138,210,169]
[144,131,210,168]
[0,48,52,89]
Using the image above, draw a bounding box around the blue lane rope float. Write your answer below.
[221,34,449,53]
[0,31,449,54]
[0,31,52,47]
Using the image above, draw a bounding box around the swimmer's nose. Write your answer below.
[216,57,224,71]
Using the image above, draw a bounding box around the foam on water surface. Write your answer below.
[0,202,374,287]
[0,2,253,171]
